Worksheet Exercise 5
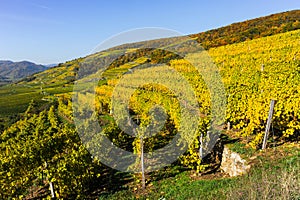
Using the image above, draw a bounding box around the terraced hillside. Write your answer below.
[0,10,299,199]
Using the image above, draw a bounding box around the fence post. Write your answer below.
[199,132,203,159]
[262,99,276,150]
[140,136,146,189]
[45,161,56,199]
[50,182,55,198]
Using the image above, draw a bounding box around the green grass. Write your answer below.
[102,172,233,200]
[0,82,74,118]
[0,85,43,116]
[100,145,300,200]
[226,142,256,158]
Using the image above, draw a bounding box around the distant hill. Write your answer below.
[0,60,47,85]
[190,9,300,49]
[108,10,300,51]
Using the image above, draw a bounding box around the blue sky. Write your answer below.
[0,0,299,65]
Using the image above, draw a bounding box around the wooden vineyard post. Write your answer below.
[227,122,230,131]
[262,99,276,150]
[50,182,55,199]
[45,161,56,199]
[199,132,203,159]
[140,136,146,190]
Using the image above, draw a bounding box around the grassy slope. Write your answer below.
[102,143,299,200]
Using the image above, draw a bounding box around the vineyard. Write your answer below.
[0,17,299,199]
[210,29,300,147]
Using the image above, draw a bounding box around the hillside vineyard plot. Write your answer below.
[0,28,299,198]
